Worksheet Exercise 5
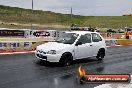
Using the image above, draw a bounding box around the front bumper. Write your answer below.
[35,52,61,62]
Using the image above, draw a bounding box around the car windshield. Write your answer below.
[56,33,79,44]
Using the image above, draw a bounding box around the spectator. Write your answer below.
[124,30,131,39]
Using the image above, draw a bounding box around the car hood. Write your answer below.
[37,42,71,51]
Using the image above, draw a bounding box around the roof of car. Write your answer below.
[65,31,99,35]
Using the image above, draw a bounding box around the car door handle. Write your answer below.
[90,45,93,46]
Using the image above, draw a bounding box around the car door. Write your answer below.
[75,34,93,59]
[91,33,103,56]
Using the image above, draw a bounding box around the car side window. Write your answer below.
[92,33,102,42]
[85,34,92,43]
[77,34,91,44]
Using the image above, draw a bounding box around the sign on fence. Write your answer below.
[0,42,32,49]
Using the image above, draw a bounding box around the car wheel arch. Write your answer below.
[61,52,73,59]
[59,52,73,66]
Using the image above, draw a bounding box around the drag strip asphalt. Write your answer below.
[0,46,132,88]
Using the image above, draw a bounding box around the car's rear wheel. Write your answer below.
[59,53,73,66]
[96,49,105,61]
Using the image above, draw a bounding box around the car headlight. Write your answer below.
[47,50,56,54]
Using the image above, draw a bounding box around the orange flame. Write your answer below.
[78,66,86,76]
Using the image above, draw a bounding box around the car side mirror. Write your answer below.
[75,41,82,46]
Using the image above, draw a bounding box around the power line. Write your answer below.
[31,0,34,30]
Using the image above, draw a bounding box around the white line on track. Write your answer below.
[0,51,35,55]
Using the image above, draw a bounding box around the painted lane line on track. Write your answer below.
[0,51,35,55]
[107,44,132,47]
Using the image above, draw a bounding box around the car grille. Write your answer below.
[36,54,47,59]
[37,50,46,54]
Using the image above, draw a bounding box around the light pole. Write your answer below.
[70,7,73,24]
[32,0,34,12]
[31,0,34,30]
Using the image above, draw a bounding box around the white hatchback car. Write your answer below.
[35,31,107,66]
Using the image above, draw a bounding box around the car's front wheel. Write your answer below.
[96,49,105,61]
[59,53,73,66]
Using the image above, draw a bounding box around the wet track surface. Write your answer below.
[0,46,132,88]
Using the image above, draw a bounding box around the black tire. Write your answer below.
[96,49,105,61]
[59,53,73,66]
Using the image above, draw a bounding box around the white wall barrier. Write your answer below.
[0,29,66,53]
[0,28,65,39]
[29,30,65,39]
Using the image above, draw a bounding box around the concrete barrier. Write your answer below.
[105,39,132,46]
[116,39,132,45]
[0,37,55,52]
[0,40,52,53]
[0,38,132,53]
[105,39,117,46]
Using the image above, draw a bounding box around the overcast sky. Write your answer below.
[0,0,132,16]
